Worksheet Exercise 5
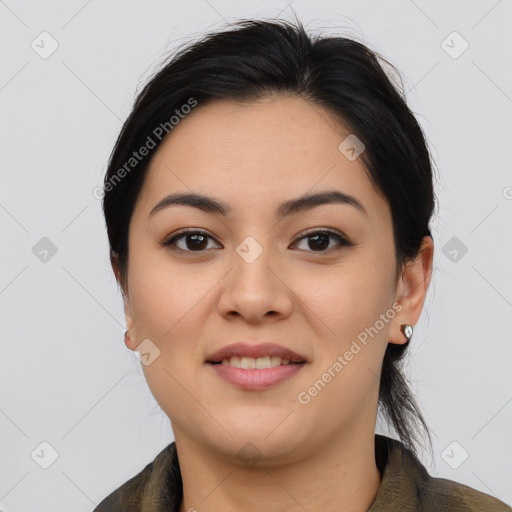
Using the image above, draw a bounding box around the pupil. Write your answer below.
[187,234,207,250]
[309,233,329,251]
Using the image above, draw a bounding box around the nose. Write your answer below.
[216,240,293,324]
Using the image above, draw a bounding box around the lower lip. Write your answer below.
[209,362,306,390]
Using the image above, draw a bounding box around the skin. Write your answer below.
[114,95,434,512]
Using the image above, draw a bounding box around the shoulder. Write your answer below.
[418,474,512,511]
[376,435,511,511]
[92,442,177,512]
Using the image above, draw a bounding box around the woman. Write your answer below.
[94,18,511,512]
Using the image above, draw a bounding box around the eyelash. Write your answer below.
[162,228,353,254]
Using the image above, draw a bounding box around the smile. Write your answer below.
[208,359,306,390]
[215,355,302,369]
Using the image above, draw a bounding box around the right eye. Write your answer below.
[162,229,221,252]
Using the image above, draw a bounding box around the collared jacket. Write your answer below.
[93,434,511,511]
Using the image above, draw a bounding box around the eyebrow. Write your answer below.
[149,190,368,219]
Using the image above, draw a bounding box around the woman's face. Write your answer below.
[121,96,422,463]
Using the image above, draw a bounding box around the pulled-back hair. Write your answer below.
[102,17,436,457]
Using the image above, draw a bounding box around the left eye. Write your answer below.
[292,230,350,252]
[163,229,351,253]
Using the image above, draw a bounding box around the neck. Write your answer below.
[175,426,382,512]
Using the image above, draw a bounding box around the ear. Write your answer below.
[111,251,138,350]
[122,297,139,351]
[389,236,434,345]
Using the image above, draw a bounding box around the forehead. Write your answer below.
[135,96,389,222]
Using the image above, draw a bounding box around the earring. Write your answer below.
[400,324,413,341]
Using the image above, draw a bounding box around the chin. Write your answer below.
[206,418,307,466]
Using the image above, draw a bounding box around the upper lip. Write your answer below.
[206,342,308,363]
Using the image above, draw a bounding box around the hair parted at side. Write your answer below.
[102,16,437,458]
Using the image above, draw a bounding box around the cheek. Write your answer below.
[293,255,395,413]
[128,252,206,419]
[128,243,206,338]
[125,259,209,409]
[295,269,390,425]
[127,243,228,389]
[297,257,394,342]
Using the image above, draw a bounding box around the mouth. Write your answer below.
[206,342,308,390]
[209,355,305,369]
[206,341,309,366]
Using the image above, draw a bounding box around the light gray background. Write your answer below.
[1,1,511,510]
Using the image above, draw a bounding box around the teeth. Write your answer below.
[255,356,271,369]
[228,356,241,368]
[270,356,281,367]
[241,356,255,369]
[220,356,294,369]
